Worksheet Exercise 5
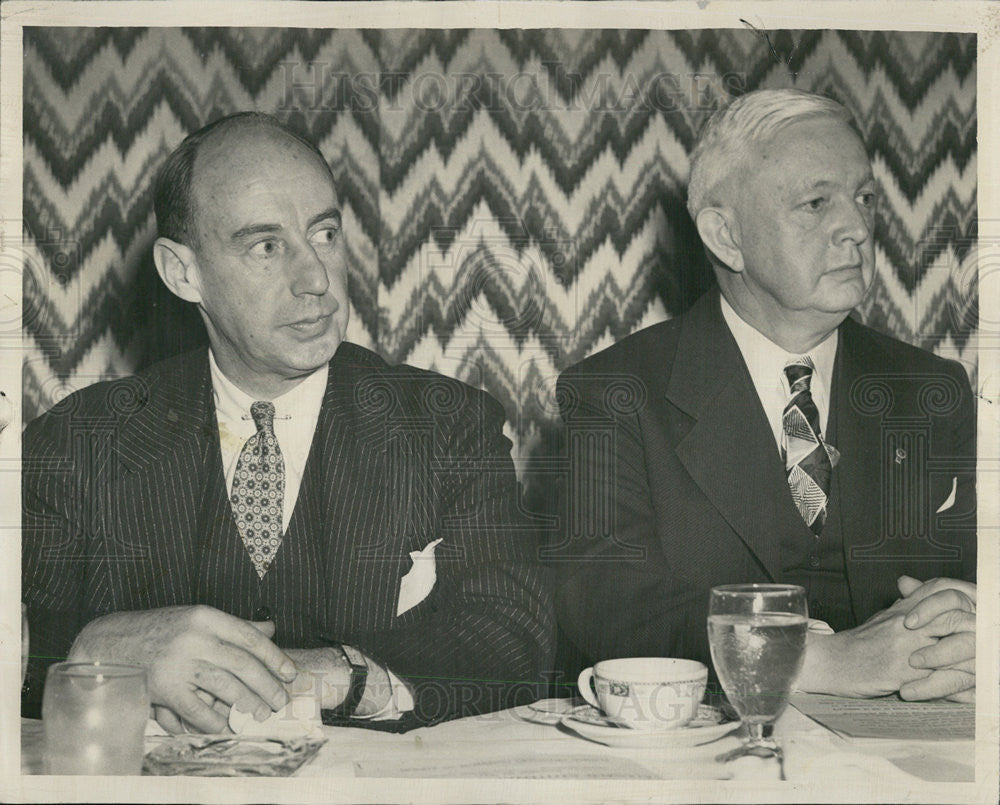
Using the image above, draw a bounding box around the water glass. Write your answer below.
[707,584,808,762]
[43,662,149,775]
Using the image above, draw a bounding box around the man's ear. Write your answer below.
[153,237,203,304]
[694,206,744,273]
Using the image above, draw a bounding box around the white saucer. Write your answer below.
[560,704,738,748]
[513,698,582,725]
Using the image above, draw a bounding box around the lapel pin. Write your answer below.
[895,447,907,464]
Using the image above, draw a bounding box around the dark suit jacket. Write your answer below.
[23,343,554,728]
[554,289,976,669]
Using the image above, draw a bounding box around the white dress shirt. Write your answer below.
[719,295,838,454]
[209,351,413,719]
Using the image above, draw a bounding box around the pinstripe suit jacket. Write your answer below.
[554,289,976,669]
[23,343,554,727]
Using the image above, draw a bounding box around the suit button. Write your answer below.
[253,606,271,621]
[809,555,821,568]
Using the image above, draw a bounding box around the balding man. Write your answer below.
[555,89,976,701]
[23,113,554,732]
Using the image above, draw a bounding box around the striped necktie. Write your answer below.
[782,358,839,535]
[230,401,285,578]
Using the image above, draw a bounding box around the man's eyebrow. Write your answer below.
[230,208,341,242]
[800,174,876,193]
[308,208,341,229]
[231,222,281,241]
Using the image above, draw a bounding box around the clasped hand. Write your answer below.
[798,575,975,702]
[890,575,975,703]
[68,605,299,733]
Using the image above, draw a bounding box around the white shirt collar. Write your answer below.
[209,350,329,423]
[719,293,838,449]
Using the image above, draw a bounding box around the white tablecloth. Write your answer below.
[299,699,974,782]
[20,699,974,783]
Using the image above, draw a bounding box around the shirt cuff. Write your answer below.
[352,666,415,721]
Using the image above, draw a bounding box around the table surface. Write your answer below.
[20,698,975,783]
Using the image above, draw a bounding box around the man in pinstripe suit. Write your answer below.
[23,113,553,733]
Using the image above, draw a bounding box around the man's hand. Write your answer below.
[895,576,976,703]
[152,691,231,734]
[68,605,298,733]
[797,610,938,698]
[283,647,393,716]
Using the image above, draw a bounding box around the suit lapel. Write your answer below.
[665,292,801,581]
[306,347,409,635]
[832,317,886,621]
[109,351,216,608]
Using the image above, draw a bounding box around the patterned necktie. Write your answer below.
[782,358,839,536]
[231,401,285,578]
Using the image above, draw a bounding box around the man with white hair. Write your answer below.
[555,89,976,700]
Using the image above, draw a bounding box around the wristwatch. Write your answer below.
[328,643,368,718]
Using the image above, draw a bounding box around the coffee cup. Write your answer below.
[577,657,708,730]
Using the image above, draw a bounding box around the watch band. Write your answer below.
[328,643,368,719]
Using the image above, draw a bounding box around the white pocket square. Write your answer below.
[397,538,443,616]
[936,476,958,514]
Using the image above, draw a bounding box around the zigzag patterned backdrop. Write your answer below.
[23,28,978,478]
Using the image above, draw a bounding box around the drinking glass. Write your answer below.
[43,662,149,775]
[707,584,807,762]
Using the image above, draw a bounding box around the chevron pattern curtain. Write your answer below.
[23,28,978,477]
